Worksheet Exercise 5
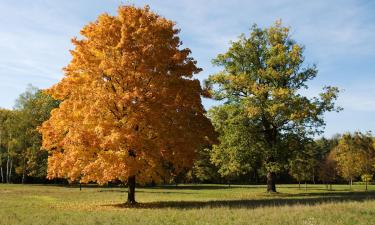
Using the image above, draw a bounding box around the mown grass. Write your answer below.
[0,183,374,225]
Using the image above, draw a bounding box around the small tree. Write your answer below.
[289,151,314,190]
[354,133,375,191]
[318,150,337,190]
[361,174,373,191]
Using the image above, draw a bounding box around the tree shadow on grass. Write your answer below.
[283,190,375,198]
[98,189,196,195]
[148,185,265,190]
[35,184,257,190]
[136,190,197,194]
[103,191,375,209]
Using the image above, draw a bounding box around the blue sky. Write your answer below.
[0,0,374,137]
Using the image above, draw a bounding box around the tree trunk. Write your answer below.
[365,180,368,191]
[0,166,3,183]
[9,159,12,183]
[305,181,307,191]
[312,169,315,184]
[298,181,301,190]
[350,178,352,190]
[267,172,276,192]
[22,158,26,184]
[6,155,9,183]
[255,170,259,184]
[22,172,25,184]
[127,175,136,204]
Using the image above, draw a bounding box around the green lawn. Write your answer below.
[0,184,374,225]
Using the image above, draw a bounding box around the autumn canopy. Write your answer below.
[40,5,215,203]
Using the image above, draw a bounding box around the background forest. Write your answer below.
[1,84,374,189]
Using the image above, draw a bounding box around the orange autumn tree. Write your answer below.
[39,5,215,204]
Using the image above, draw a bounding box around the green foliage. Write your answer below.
[191,147,221,183]
[204,21,340,189]
[0,109,21,183]
[208,104,263,180]
[361,174,373,183]
[14,85,60,179]
[0,85,59,183]
[289,155,313,183]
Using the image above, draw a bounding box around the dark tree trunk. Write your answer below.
[22,171,25,184]
[0,166,3,183]
[127,147,137,204]
[312,169,315,184]
[21,158,26,184]
[298,181,301,190]
[127,175,136,204]
[254,169,259,184]
[8,158,12,183]
[6,155,9,183]
[6,156,13,184]
[267,172,276,192]
[262,116,278,193]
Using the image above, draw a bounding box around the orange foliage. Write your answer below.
[40,5,215,185]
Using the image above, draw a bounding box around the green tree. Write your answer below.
[289,142,316,190]
[205,21,340,192]
[14,85,59,182]
[209,104,263,184]
[190,146,221,183]
[0,86,58,184]
[289,158,311,190]
[0,109,13,183]
[0,109,21,183]
[361,174,373,191]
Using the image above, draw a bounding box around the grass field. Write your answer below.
[1,184,375,225]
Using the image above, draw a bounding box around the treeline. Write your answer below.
[1,85,374,188]
[0,85,59,184]
[188,132,375,190]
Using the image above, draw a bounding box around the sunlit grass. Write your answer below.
[0,184,374,225]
